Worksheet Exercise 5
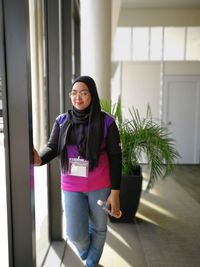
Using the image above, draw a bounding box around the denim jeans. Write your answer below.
[63,187,110,267]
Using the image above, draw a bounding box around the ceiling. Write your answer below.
[122,0,200,8]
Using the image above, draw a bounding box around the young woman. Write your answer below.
[33,75,122,267]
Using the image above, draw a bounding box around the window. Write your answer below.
[164,27,185,60]
[186,27,200,60]
[150,27,163,60]
[112,27,132,61]
[0,76,9,267]
[29,0,49,265]
[132,27,149,60]
[113,26,200,62]
[0,2,9,263]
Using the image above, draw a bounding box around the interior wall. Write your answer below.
[119,61,200,122]
[111,0,122,44]
[115,6,200,164]
[119,8,200,26]
[164,61,200,75]
[111,62,121,104]
[121,62,161,119]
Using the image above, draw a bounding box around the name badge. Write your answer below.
[68,157,89,177]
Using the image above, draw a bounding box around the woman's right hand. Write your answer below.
[33,147,42,166]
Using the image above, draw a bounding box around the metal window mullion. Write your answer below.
[3,0,36,266]
[62,0,73,112]
[74,0,80,78]
[0,0,14,266]
[184,27,187,61]
[45,0,63,241]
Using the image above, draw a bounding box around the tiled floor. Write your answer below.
[44,165,200,267]
[135,166,200,267]
[60,222,147,267]
[98,222,147,267]
[2,124,200,267]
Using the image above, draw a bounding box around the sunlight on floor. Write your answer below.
[34,165,50,267]
[107,225,132,249]
[100,243,133,267]
[140,198,177,219]
[136,213,161,226]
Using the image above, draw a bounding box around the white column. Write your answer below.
[80,0,111,100]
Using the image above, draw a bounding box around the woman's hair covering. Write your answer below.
[71,75,104,169]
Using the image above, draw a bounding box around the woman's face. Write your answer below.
[70,82,92,110]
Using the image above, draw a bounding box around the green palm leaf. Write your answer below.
[100,98,180,190]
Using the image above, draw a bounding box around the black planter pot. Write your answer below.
[109,168,142,223]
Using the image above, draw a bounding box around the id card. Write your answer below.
[68,157,89,177]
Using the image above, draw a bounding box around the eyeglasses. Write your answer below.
[69,91,90,98]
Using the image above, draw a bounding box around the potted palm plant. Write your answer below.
[101,99,179,223]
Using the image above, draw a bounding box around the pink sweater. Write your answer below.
[61,147,111,192]
[61,114,114,192]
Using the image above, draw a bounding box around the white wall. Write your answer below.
[164,62,200,75]
[111,0,122,44]
[111,62,121,104]
[114,7,200,164]
[80,0,111,100]
[121,62,161,119]
[119,61,200,121]
[119,8,200,26]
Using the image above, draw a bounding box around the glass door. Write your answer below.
[0,1,9,264]
[29,0,50,265]
[0,71,9,267]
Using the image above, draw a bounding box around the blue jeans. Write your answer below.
[63,187,110,267]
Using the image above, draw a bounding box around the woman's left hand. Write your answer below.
[106,190,121,217]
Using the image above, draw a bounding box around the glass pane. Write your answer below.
[132,27,149,60]
[164,27,185,60]
[150,27,163,60]
[0,73,9,266]
[29,1,49,266]
[186,27,200,60]
[112,27,131,61]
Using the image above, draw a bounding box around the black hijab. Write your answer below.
[59,75,104,171]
